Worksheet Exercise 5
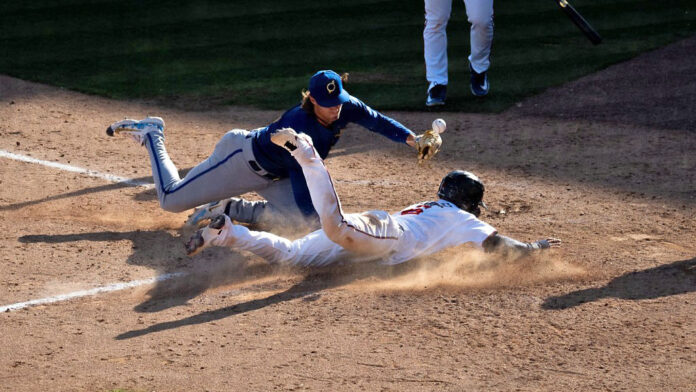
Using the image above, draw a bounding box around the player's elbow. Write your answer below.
[482,233,529,256]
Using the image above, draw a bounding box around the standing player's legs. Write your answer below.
[423,0,453,89]
[463,0,494,74]
[143,128,272,212]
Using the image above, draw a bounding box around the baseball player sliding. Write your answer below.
[106,70,442,230]
[185,128,560,266]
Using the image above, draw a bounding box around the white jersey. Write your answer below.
[222,199,496,268]
[210,132,497,268]
[385,199,496,265]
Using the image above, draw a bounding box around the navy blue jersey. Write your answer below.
[251,95,414,217]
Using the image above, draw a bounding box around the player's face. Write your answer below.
[310,96,342,127]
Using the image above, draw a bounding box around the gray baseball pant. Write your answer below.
[142,128,306,226]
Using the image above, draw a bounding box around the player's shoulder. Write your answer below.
[278,104,313,126]
[280,104,307,120]
[342,94,367,112]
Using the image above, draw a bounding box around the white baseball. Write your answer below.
[432,118,446,134]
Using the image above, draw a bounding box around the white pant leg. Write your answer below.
[464,0,494,73]
[214,220,347,267]
[290,135,401,257]
[424,0,452,87]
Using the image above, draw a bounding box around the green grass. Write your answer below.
[1,0,695,112]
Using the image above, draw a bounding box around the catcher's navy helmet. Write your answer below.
[437,170,487,216]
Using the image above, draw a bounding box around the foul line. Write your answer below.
[0,149,172,313]
[0,149,396,188]
[0,272,187,313]
[0,148,395,313]
[0,149,153,188]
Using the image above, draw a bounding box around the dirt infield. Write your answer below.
[1,37,695,391]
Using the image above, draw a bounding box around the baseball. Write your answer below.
[432,118,446,134]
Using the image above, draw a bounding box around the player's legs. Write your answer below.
[424,0,452,88]
[188,180,318,230]
[254,179,320,229]
[187,215,346,267]
[463,0,494,73]
[272,130,401,257]
[144,129,270,212]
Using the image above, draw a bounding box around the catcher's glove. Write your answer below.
[415,129,442,163]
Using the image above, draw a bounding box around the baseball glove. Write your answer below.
[415,130,442,163]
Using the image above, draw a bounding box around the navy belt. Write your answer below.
[248,160,279,181]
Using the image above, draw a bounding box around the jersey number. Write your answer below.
[400,201,447,216]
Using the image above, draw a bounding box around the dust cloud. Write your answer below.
[348,247,586,292]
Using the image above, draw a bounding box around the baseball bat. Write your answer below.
[554,0,602,45]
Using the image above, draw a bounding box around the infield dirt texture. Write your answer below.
[2,36,696,392]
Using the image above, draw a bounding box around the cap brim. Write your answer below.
[315,89,350,107]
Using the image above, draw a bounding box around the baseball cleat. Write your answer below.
[426,84,446,107]
[184,198,233,228]
[270,128,301,152]
[469,64,489,97]
[106,116,165,145]
[185,214,228,256]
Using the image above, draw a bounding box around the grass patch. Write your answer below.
[1,0,694,112]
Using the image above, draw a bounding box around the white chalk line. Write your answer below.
[0,272,187,313]
[1,149,171,313]
[0,149,396,188]
[0,148,391,313]
[0,149,153,188]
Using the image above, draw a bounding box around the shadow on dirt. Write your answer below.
[0,177,153,211]
[542,257,696,309]
[17,229,271,312]
[114,261,422,340]
[0,166,193,211]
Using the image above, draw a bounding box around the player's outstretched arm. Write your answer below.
[482,233,561,256]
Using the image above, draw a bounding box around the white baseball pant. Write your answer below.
[424,0,494,87]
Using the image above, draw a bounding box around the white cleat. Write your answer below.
[106,116,165,145]
[184,198,234,229]
[185,215,229,256]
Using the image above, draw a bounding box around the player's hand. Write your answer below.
[537,238,562,249]
[415,130,442,163]
[414,118,446,163]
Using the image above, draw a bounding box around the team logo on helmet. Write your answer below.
[326,80,336,94]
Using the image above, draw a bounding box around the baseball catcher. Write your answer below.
[106,70,443,231]
[185,128,560,266]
